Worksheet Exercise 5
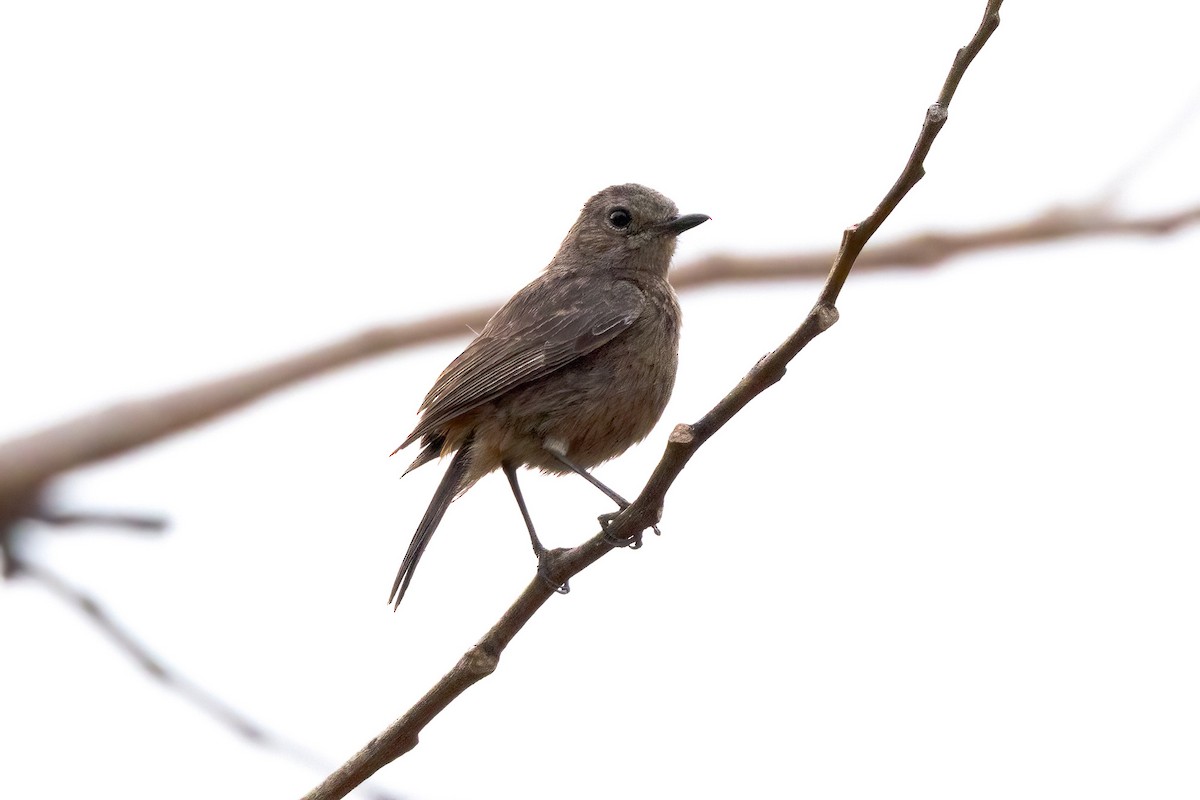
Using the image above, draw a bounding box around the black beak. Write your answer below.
[659,213,711,236]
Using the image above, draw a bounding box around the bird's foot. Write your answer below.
[598,511,660,549]
[536,548,570,595]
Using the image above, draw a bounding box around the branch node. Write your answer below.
[667,424,695,445]
[459,645,500,678]
[377,732,420,762]
[815,304,840,331]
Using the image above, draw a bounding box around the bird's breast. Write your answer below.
[471,285,681,475]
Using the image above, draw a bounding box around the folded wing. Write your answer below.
[398,276,646,451]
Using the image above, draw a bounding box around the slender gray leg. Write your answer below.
[543,445,657,547]
[502,461,569,594]
[503,461,546,557]
[548,451,631,507]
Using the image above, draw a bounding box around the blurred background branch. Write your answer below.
[3,200,1197,537]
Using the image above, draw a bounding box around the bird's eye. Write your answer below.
[608,208,632,229]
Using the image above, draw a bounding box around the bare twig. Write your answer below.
[15,557,316,757]
[302,3,1004,798]
[26,508,168,532]
[8,555,400,800]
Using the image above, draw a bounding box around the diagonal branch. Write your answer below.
[302,2,1004,798]
[8,554,401,800]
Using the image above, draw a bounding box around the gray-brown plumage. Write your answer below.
[389,184,708,609]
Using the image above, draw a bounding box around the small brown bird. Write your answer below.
[389,184,708,609]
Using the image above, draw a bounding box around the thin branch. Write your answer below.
[302,3,1004,798]
[10,556,400,800]
[2,503,167,575]
[26,508,168,532]
[16,558,307,753]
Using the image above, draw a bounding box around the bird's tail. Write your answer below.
[389,435,473,610]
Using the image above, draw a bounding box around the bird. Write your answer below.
[389,183,709,609]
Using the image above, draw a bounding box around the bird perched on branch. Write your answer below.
[389,184,709,609]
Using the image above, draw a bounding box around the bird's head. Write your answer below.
[553,183,709,278]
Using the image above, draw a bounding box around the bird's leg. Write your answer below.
[502,461,569,594]
[542,443,658,549]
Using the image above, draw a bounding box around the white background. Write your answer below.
[2,2,1199,798]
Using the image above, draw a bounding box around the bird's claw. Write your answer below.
[536,553,570,594]
[598,511,652,549]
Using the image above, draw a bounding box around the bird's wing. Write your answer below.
[399,275,646,449]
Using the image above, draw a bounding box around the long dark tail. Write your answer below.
[389,435,473,610]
